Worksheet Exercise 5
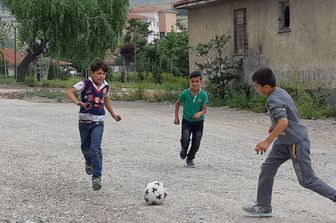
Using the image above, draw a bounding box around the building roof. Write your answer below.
[0,48,24,66]
[128,13,155,21]
[129,6,162,13]
[173,0,217,9]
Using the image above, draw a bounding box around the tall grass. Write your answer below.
[209,81,336,119]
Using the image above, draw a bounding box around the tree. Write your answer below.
[0,19,8,75]
[2,0,128,82]
[157,29,189,76]
[124,18,152,47]
[195,34,243,98]
[121,18,152,71]
[0,20,7,45]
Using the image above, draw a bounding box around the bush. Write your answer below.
[0,75,15,84]
[280,81,335,119]
[24,75,37,87]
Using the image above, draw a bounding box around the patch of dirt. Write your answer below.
[0,84,67,103]
[0,97,335,223]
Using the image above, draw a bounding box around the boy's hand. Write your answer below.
[174,118,180,125]
[112,114,121,122]
[192,112,201,120]
[76,101,86,107]
[255,141,270,155]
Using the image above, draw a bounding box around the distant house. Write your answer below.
[173,0,336,96]
[0,48,24,75]
[129,6,178,43]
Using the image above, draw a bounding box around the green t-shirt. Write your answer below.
[178,88,208,122]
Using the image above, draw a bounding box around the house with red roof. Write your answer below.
[128,6,177,43]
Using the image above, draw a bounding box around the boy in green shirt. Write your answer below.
[174,71,208,167]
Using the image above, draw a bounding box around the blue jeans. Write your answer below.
[180,119,204,161]
[79,121,104,178]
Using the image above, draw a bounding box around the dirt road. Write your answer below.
[0,98,335,223]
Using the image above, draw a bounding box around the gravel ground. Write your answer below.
[0,96,336,223]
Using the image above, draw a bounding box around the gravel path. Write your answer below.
[0,98,335,223]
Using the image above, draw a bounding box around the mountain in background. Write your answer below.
[129,0,174,8]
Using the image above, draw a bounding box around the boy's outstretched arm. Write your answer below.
[174,100,181,125]
[256,119,288,154]
[66,88,85,107]
[104,96,121,121]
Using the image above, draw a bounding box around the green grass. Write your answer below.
[26,90,66,100]
[208,84,336,119]
[0,75,16,84]
[2,73,335,119]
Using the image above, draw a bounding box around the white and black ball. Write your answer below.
[143,181,167,205]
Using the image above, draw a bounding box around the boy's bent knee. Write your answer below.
[298,176,317,189]
[180,138,190,147]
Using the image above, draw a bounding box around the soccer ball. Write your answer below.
[143,181,167,205]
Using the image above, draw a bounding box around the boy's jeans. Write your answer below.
[79,121,104,178]
[180,119,204,161]
[257,137,336,205]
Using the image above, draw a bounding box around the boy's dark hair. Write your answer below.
[252,67,276,87]
[189,70,202,79]
[90,58,108,73]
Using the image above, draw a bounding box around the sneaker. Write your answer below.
[242,204,272,218]
[92,177,102,191]
[85,164,92,175]
[180,149,187,159]
[186,159,195,168]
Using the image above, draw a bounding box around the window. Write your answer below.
[233,8,248,54]
[279,0,290,31]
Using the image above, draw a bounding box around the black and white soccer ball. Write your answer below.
[143,181,167,205]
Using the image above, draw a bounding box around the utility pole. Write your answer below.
[11,20,18,82]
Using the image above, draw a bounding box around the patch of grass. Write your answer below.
[208,83,335,119]
[280,81,336,119]
[110,80,185,102]
[26,89,66,100]
[0,75,16,84]
[209,90,267,112]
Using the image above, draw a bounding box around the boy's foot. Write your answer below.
[186,159,195,168]
[242,204,272,218]
[180,149,187,159]
[85,164,92,175]
[92,177,102,191]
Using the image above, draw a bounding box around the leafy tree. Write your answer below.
[135,43,160,74]
[121,18,152,71]
[0,19,8,75]
[2,0,128,82]
[195,34,242,98]
[124,18,152,47]
[157,29,189,76]
[0,20,7,45]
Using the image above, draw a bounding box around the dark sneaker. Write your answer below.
[85,164,92,175]
[242,204,272,217]
[92,177,102,191]
[180,149,187,159]
[186,159,195,168]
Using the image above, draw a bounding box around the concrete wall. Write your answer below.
[187,0,336,89]
[159,11,177,33]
